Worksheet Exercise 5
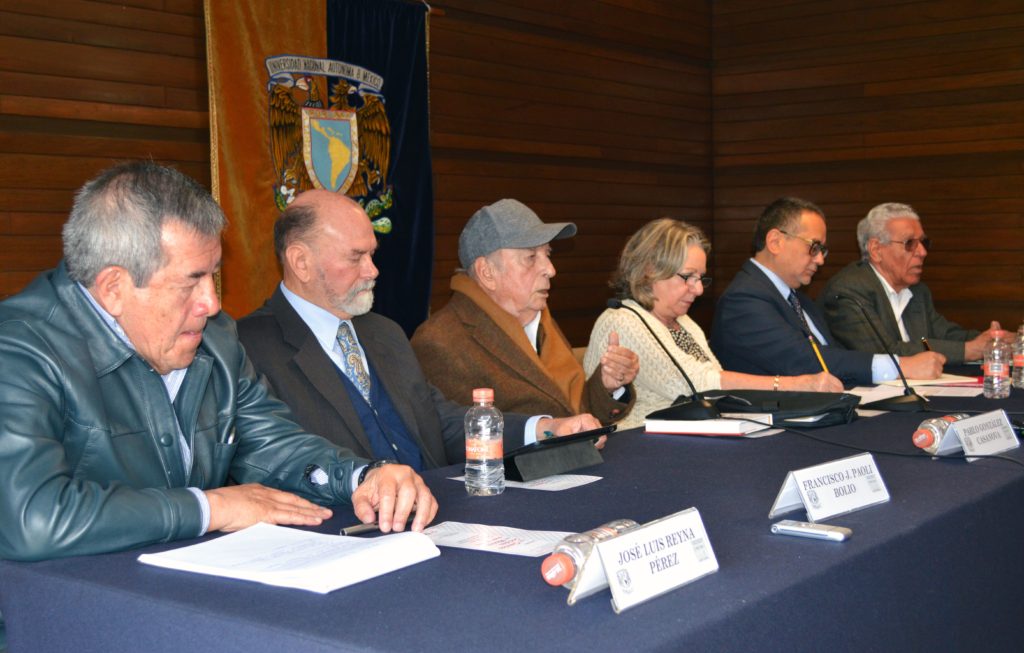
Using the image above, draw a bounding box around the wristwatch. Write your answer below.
[358,458,398,485]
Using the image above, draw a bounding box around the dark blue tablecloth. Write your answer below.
[3,394,1023,652]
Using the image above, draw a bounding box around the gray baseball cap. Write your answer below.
[458,199,577,269]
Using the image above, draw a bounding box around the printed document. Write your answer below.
[138,522,439,593]
[424,521,571,557]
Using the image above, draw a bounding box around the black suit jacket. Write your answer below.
[710,259,875,386]
[820,260,977,364]
[237,288,529,468]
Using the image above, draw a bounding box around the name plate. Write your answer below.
[596,508,719,613]
[942,409,1020,460]
[769,453,890,522]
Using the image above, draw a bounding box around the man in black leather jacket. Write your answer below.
[0,162,436,567]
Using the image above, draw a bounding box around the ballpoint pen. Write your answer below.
[340,522,385,536]
[340,513,415,536]
[920,337,932,351]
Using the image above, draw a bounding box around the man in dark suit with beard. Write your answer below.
[237,190,599,471]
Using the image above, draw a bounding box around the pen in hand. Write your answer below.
[340,513,416,536]
[920,337,932,351]
[340,522,385,536]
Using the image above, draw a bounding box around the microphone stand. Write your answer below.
[835,294,928,412]
[606,299,720,420]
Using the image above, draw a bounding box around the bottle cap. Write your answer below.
[472,388,494,403]
[912,428,935,449]
[540,552,576,586]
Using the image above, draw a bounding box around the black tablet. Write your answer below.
[503,424,618,459]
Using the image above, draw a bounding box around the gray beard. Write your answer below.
[316,266,376,316]
[331,281,375,316]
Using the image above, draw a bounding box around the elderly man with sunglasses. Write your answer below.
[711,197,945,387]
[820,203,1003,365]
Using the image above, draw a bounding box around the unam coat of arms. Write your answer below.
[265,55,393,234]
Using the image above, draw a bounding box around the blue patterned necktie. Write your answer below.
[336,321,372,404]
[787,291,818,344]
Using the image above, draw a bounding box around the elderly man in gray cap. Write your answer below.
[412,199,639,424]
[238,191,600,473]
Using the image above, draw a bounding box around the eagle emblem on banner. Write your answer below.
[266,56,394,234]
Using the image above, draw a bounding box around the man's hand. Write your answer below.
[599,331,640,393]
[789,372,844,393]
[964,321,1006,361]
[205,483,333,533]
[351,464,437,533]
[536,413,606,448]
[901,351,946,379]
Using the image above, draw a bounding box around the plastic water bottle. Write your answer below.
[541,519,640,589]
[912,413,969,454]
[464,388,504,496]
[1013,323,1024,389]
[984,337,1012,399]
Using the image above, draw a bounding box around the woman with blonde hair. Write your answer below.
[584,218,841,429]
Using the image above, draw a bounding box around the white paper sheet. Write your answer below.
[138,522,439,593]
[423,521,572,557]
[848,385,905,404]
[448,474,602,491]
[849,383,981,415]
[917,386,983,398]
[881,373,979,387]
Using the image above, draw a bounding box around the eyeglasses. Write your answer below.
[779,229,829,258]
[887,236,931,252]
[676,272,712,287]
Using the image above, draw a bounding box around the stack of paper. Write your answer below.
[138,522,439,593]
[645,413,773,436]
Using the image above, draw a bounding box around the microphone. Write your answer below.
[606,298,720,420]
[833,294,927,412]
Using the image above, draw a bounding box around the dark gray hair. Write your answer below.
[274,202,320,263]
[751,197,824,254]
[62,162,226,287]
[857,202,919,258]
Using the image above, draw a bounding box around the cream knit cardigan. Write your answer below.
[583,299,723,429]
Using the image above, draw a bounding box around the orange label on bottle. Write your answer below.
[984,362,1009,377]
[466,437,503,460]
[1015,354,1024,367]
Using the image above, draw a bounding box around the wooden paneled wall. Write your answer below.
[0,0,208,297]
[712,0,1024,333]
[427,1,712,342]
[3,1,1022,345]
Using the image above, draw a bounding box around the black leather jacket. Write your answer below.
[0,263,366,562]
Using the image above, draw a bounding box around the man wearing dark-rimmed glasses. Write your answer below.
[711,197,945,386]
[822,202,1003,364]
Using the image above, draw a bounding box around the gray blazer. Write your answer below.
[819,260,977,364]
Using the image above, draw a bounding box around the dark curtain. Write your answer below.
[327,0,434,336]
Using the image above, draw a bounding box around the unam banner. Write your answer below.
[206,0,433,335]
